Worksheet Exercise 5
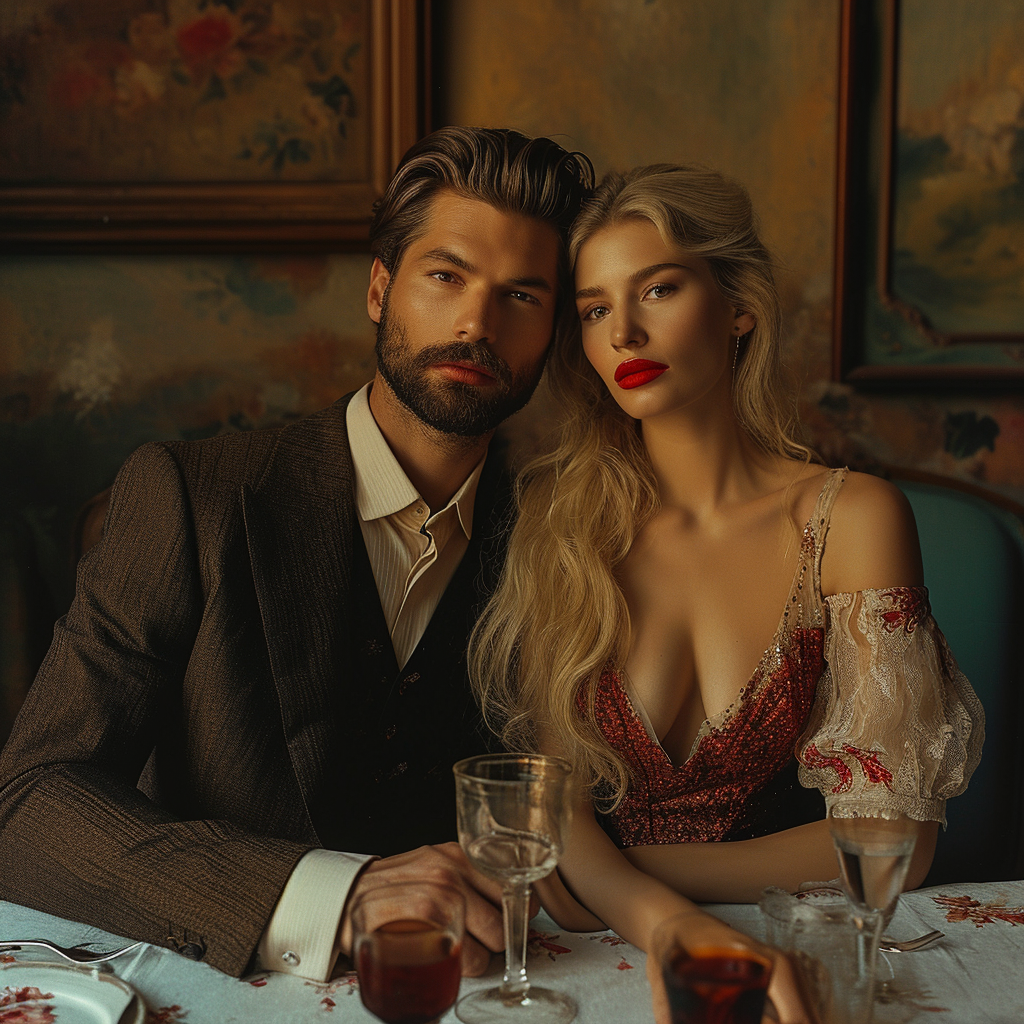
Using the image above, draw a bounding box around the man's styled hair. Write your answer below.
[369,126,594,298]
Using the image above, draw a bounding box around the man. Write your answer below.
[0,126,593,981]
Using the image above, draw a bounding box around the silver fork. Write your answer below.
[878,929,944,952]
[0,938,143,965]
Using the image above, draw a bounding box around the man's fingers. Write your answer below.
[462,883,505,954]
[339,844,507,958]
[459,934,496,977]
[437,843,505,905]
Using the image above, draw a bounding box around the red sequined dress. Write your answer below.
[592,470,984,847]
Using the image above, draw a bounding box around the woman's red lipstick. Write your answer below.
[614,358,669,389]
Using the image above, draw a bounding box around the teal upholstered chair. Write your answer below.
[891,473,1024,884]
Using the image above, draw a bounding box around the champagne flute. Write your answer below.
[453,753,577,1024]
[829,813,918,929]
[352,881,465,1024]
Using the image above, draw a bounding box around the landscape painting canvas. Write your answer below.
[885,0,1024,339]
[0,0,370,183]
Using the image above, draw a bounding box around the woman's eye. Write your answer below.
[646,283,674,299]
[580,305,609,321]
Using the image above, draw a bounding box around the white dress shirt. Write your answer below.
[256,384,486,979]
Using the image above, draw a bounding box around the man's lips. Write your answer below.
[614,358,669,389]
[431,361,499,386]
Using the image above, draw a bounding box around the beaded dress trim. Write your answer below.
[593,469,845,846]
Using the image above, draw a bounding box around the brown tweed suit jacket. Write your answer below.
[0,394,506,976]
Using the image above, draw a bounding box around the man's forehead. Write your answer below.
[407,190,562,269]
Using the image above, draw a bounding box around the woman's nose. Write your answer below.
[612,311,646,350]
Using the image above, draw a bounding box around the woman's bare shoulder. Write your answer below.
[821,470,924,596]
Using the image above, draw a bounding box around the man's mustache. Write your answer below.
[411,342,513,385]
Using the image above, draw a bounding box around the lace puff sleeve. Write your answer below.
[797,587,984,826]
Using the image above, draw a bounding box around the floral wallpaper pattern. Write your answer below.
[2,0,1023,741]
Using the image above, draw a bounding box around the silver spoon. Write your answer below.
[878,929,944,952]
[0,938,143,965]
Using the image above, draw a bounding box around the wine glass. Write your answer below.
[352,881,465,1024]
[653,916,773,1024]
[829,812,918,930]
[453,753,577,1024]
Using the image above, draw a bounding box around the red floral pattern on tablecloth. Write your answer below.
[0,986,57,1024]
[527,930,572,961]
[616,957,634,970]
[303,974,358,1011]
[0,957,14,966]
[145,1007,187,1023]
[932,894,1024,927]
[590,934,627,947]
[875,980,948,1014]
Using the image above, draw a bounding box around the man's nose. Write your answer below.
[453,288,494,344]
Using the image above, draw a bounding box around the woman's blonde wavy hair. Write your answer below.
[469,164,812,807]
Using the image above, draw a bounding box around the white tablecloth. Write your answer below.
[2,880,1022,1022]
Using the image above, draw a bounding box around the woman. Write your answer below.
[469,165,983,1022]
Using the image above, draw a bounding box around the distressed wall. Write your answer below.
[2,0,1023,731]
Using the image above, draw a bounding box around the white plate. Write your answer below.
[0,960,145,1023]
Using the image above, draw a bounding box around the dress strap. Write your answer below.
[810,468,847,598]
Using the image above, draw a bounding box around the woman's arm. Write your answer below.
[538,795,816,1024]
[621,817,938,903]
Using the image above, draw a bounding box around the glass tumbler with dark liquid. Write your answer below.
[661,945,772,1024]
[352,881,465,1024]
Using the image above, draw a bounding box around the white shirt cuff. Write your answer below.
[255,849,375,980]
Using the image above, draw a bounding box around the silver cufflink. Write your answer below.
[282,950,300,966]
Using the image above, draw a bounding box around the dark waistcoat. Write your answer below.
[324,519,497,856]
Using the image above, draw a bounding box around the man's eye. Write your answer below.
[431,271,457,283]
[509,290,540,304]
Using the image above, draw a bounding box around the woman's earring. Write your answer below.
[733,329,751,379]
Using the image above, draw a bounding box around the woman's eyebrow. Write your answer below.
[575,262,687,300]
[629,261,685,284]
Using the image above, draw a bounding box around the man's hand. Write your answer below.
[339,843,532,976]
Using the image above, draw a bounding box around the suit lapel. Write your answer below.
[242,397,355,844]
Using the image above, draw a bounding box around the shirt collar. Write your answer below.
[346,384,485,539]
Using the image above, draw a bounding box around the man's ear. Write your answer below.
[367,257,391,324]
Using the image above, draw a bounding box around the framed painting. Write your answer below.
[0,0,429,250]
[833,0,1024,387]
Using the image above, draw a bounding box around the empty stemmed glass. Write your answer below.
[453,753,577,1024]
[829,812,918,930]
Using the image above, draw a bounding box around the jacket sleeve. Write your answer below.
[0,442,314,976]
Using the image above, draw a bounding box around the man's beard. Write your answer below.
[374,293,547,437]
